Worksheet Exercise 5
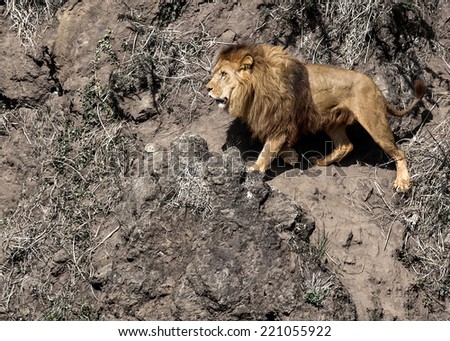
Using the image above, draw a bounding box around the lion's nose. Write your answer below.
[205,82,213,92]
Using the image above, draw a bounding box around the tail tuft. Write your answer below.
[414,79,426,100]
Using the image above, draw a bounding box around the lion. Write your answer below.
[206,43,425,192]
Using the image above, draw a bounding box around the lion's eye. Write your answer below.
[220,71,227,78]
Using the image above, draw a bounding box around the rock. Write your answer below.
[131,175,161,214]
[169,132,210,170]
[144,143,169,176]
[263,189,316,242]
[90,263,113,289]
[107,133,356,320]
[219,29,236,43]
[53,249,70,264]
[204,147,245,186]
[0,27,52,105]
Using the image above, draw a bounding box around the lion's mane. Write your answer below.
[217,44,317,147]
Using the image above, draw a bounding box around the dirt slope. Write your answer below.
[1,0,449,320]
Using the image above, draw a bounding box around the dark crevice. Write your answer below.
[265,311,278,321]
[0,93,19,110]
[42,46,64,96]
[91,282,103,291]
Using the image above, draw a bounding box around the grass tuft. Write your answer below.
[302,272,334,308]
[5,0,67,49]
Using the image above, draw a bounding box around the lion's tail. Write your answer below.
[387,80,426,117]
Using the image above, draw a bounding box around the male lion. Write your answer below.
[206,43,425,192]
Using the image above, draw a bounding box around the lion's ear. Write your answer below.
[240,55,253,71]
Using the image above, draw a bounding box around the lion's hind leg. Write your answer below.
[375,137,411,192]
[355,108,412,192]
[316,126,354,166]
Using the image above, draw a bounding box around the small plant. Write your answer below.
[79,29,120,126]
[304,290,325,307]
[302,272,334,308]
[310,229,329,264]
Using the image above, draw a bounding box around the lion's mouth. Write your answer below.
[216,97,228,108]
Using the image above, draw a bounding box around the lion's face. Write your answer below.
[206,61,238,109]
[206,55,253,110]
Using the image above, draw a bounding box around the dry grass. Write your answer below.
[5,0,66,49]
[264,0,382,66]
[0,33,139,319]
[398,114,450,296]
[265,0,444,70]
[1,106,135,319]
[112,8,218,122]
[1,5,219,317]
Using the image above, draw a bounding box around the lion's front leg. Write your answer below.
[248,136,287,173]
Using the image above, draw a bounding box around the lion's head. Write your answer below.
[205,46,254,111]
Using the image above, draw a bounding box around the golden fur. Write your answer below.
[206,43,425,192]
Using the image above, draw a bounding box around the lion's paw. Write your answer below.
[393,178,412,193]
[247,163,265,173]
[247,165,259,173]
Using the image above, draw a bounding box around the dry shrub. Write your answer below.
[264,0,444,69]
[302,272,334,308]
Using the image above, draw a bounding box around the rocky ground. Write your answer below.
[0,0,449,320]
